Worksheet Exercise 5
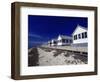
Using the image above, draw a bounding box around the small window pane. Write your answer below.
[66,40,68,43]
[76,35,77,40]
[78,34,81,39]
[82,33,84,38]
[70,40,72,43]
[62,39,65,43]
[85,32,87,38]
[74,35,76,40]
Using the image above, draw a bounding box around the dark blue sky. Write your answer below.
[28,15,88,48]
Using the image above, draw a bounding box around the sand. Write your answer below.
[37,47,87,66]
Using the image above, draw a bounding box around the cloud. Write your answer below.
[28,33,42,39]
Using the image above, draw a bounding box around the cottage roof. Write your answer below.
[52,38,57,41]
[59,35,72,39]
[72,24,87,35]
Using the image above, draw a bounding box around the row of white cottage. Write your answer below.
[47,25,88,47]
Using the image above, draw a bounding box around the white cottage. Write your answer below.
[57,35,72,46]
[47,41,52,46]
[72,25,88,47]
[51,39,58,46]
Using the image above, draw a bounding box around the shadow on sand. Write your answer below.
[28,48,39,66]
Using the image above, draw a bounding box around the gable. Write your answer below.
[58,35,62,40]
[72,25,87,35]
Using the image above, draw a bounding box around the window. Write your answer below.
[74,35,77,40]
[54,41,57,44]
[66,39,68,43]
[82,33,84,38]
[62,39,66,43]
[74,35,76,40]
[76,35,77,40]
[70,40,72,43]
[82,32,87,39]
[78,34,81,39]
[50,42,52,45]
[85,32,87,38]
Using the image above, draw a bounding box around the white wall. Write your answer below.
[57,35,63,45]
[73,26,88,44]
[57,35,72,45]
[0,0,100,82]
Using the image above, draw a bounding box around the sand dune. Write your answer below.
[37,47,87,66]
[28,47,87,66]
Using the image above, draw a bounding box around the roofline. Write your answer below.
[58,35,72,38]
[72,25,88,35]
